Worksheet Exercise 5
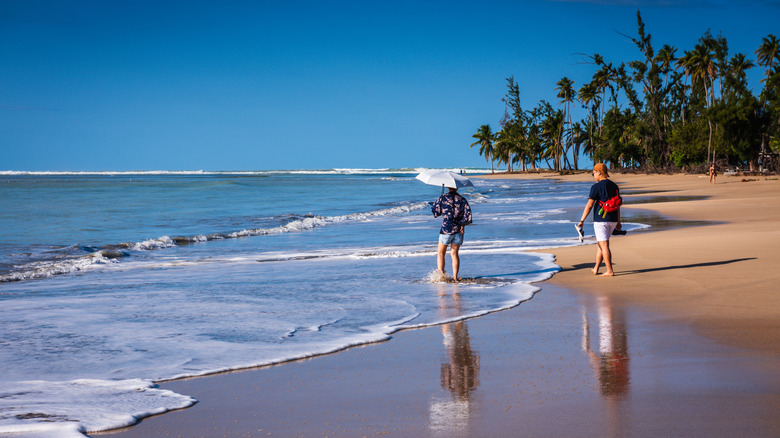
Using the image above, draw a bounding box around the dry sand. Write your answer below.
[98,172,780,438]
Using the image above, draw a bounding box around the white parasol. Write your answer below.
[415,170,474,189]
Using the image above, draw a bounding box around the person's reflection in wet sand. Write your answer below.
[429,283,480,437]
[582,295,630,437]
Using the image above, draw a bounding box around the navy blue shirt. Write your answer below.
[432,192,472,235]
[588,179,620,222]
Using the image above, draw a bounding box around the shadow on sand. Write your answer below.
[563,258,756,276]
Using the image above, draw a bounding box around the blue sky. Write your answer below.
[1,0,778,171]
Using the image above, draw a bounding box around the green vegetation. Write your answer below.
[472,11,780,173]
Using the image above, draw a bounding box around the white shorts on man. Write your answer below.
[593,222,618,242]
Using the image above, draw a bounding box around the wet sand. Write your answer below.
[98,172,780,437]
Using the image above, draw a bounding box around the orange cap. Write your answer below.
[593,163,609,177]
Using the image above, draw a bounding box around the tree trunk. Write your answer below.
[563,151,572,170]
[750,148,759,172]
[707,118,713,165]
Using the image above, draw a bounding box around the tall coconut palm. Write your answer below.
[754,34,779,156]
[728,53,755,85]
[556,77,577,169]
[470,124,496,173]
[578,82,599,154]
[654,44,678,138]
[675,49,695,124]
[755,34,780,81]
[592,66,612,135]
[690,43,719,107]
[689,43,719,164]
[655,44,678,90]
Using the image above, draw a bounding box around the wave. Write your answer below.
[0,202,431,283]
[1,170,219,176]
[487,195,581,203]
[0,251,119,282]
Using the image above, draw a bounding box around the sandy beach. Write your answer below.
[99,172,780,438]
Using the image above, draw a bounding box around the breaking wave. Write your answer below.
[0,202,430,283]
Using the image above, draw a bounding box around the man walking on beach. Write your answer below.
[432,187,472,282]
[577,163,622,277]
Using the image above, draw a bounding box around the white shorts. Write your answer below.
[593,222,618,242]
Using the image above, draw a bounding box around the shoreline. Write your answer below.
[483,171,780,356]
[99,172,780,437]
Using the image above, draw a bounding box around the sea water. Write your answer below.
[0,169,631,437]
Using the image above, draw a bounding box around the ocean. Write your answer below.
[0,169,634,437]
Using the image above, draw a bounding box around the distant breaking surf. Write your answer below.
[0,201,431,283]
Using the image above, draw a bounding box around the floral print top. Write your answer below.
[432,192,472,235]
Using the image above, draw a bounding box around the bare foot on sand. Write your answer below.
[591,268,599,275]
[600,272,615,277]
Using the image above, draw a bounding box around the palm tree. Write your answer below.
[493,134,510,172]
[541,108,564,171]
[754,34,779,157]
[525,105,545,170]
[755,34,780,80]
[577,117,598,161]
[675,49,696,125]
[655,44,678,90]
[496,119,529,173]
[471,124,496,173]
[689,42,719,164]
[556,77,576,169]
[654,44,678,139]
[578,82,599,154]
[571,121,590,165]
[592,66,612,135]
[728,53,755,85]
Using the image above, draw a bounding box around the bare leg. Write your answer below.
[450,243,461,282]
[437,242,448,274]
[592,245,603,275]
[596,240,614,276]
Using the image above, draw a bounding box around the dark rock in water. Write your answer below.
[99,249,128,259]
[171,236,193,245]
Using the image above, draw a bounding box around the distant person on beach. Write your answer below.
[432,187,472,282]
[709,164,717,184]
[577,163,622,277]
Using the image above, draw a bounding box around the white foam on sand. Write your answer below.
[0,379,195,437]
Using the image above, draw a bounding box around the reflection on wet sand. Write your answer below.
[582,295,630,437]
[429,284,480,437]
